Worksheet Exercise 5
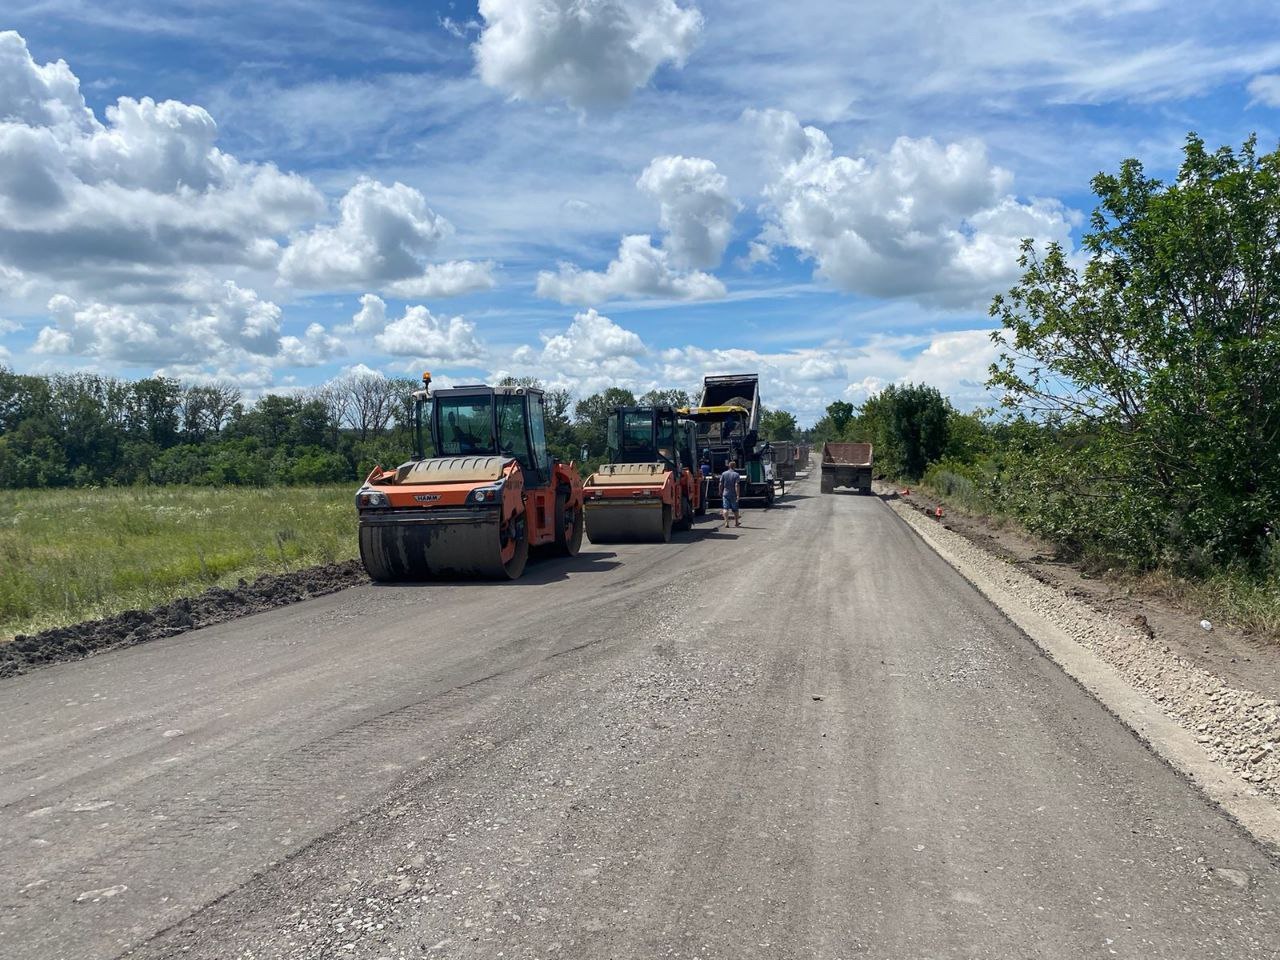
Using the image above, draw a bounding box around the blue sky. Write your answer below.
[2,0,1279,424]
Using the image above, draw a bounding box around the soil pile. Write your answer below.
[0,561,368,679]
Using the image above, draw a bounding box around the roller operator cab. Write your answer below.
[583,405,703,543]
[355,374,584,581]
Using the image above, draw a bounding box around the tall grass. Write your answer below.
[0,485,357,641]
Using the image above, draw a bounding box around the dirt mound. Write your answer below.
[1,561,368,679]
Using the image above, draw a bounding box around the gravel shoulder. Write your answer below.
[883,486,1280,827]
[892,485,1280,699]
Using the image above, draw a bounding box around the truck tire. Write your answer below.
[821,474,835,494]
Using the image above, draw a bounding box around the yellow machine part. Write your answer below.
[676,405,750,419]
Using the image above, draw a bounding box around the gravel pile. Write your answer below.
[0,560,368,679]
[889,498,1280,803]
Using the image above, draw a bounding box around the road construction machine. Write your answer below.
[821,441,874,494]
[683,373,776,507]
[355,374,584,581]
[583,405,703,542]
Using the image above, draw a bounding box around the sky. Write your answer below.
[1,0,1279,425]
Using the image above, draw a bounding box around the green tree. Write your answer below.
[760,407,798,441]
[990,133,1280,568]
[825,400,855,436]
[637,388,691,408]
[854,384,949,479]
[573,388,637,458]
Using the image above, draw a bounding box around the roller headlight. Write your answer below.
[471,485,502,503]
[356,490,389,508]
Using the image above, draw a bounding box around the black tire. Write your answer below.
[821,474,835,494]
[499,516,529,579]
[695,480,708,516]
[550,486,584,556]
[675,493,693,531]
[660,503,673,542]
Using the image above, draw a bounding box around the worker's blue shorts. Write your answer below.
[722,495,738,512]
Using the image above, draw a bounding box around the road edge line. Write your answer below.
[887,498,1280,854]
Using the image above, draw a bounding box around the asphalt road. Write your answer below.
[3,476,1279,960]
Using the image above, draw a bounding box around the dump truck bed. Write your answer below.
[699,374,760,432]
[821,442,873,466]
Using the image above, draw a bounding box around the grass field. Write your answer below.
[0,485,357,641]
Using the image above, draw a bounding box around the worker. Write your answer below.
[700,453,712,478]
[720,459,742,529]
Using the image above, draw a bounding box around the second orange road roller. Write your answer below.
[583,405,704,543]
[355,374,584,581]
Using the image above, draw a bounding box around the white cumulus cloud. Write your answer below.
[636,155,738,270]
[350,293,388,334]
[474,0,703,109]
[373,304,486,363]
[278,323,346,367]
[536,234,726,304]
[385,259,497,298]
[751,109,1077,308]
[31,280,345,370]
[542,307,646,362]
[0,31,325,303]
[537,151,735,305]
[498,308,650,395]
[279,178,452,288]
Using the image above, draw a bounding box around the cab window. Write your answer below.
[437,397,494,455]
[498,394,536,477]
[526,395,551,478]
[618,411,654,458]
[655,413,676,465]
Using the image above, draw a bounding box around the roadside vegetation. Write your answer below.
[0,485,355,641]
[0,368,711,489]
[808,134,1280,640]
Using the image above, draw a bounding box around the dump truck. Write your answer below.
[820,441,873,494]
[771,441,798,481]
[584,406,703,542]
[355,374,584,580]
[684,373,776,507]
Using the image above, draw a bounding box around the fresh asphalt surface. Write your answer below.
[3,475,1279,960]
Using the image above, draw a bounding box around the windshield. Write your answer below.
[609,410,655,460]
[435,396,496,456]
